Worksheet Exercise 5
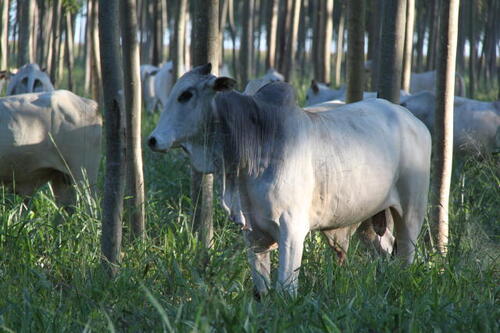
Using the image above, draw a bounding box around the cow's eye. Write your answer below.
[178,90,193,103]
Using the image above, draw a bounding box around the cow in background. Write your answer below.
[140,64,159,113]
[1,64,54,95]
[0,90,102,210]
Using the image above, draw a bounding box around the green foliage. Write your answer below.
[0,85,498,332]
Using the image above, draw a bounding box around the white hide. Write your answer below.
[0,90,102,207]
[401,91,500,156]
[148,66,431,295]
[140,64,159,113]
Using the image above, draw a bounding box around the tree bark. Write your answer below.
[65,12,75,91]
[431,0,459,256]
[467,0,475,98]
[121,0,146,240]
[17,0,34,67]
[370,0,383,91]
[240,0,253,85]
[334,3,345,86]
[283,0,301,81]
[50,0,62,84]
[377,0,407,104]
[152,0,163,66]
[321,0,334,83]
[99,0,126,275]
[192,0,219,249]
[173,0,188,81]
[401,0,414,92]
[346,0,365,102]
[266,0,279,69]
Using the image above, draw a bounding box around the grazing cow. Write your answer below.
[1,64,54,95]
[409,71,465,96]
[0,90,102,209]
[148,64,431,295]
[401,91,500,156]
[305,80,410,106]
[140,64,159,113]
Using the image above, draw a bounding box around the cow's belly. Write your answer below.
[0,148,60,183]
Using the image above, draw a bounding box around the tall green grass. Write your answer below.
[1,69,498,332]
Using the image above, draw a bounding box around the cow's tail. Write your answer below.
[455,73,466,97]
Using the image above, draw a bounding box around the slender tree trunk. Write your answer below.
[370,0,383,91]
[346,0,365,102]
[334,4,345,86]
[91,0,102,101]
[321,0,334,83]
[192,0,219,249]
[468,0,475,98]
[173,0,188,81]
[120,0,145,239]
[220,0,229,66]
[99,0,126,275]
[431,0,459,256]
[152,0,163,66]
[377,0,407,104]
[456,0,466,72]
[36,0,46,67]
[65,12,75,91]
[415,3,426,72]
[17,0,34,67]
[240,0,253,85]
[84,0,93,95]
[50,0,62,84]
[0,0,9,71]
[401,0,414,92]
[266,0,279,69]
[283,0,301,81]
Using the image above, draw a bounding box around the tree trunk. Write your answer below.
[50,0,62,84]
[99,0,126,275]
[283,0,301,81]
[266,0,279,69]
[0,0,9,71]
[121,0,145,240]
[321,0,334,83]
[370,0,383,91]
[377,0,407,104]
[91,0,102,101]
[468,0,475,98]
[173,0,188,81]
[192,0,219,249]
[414,3,426,72]
[152,0,163,66]
[401,0,414,92]
[431,0,459,256]
[334,3,345,86]
[17,0,34,67]
[84,0,93,95]
[346,0,365,103]
[65,12,75,91]
[240,0,253,85]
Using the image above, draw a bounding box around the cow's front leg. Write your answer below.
[244,231,275,297]
[277,218,308,295]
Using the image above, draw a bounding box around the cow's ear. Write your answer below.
[311,80,319,94]
[211,77,237,92]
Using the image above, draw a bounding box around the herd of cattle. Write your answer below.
[0,61,498,293]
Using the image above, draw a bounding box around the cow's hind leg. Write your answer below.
[322,225,358,264]
[393,205,424,264]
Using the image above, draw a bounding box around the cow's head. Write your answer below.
[400,91,436,132]
[147,63,236,173]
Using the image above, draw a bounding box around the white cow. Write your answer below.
[154,62,176,112]
[401,91,500,156]
[148,64,431,295]
[306,80,410,106]
[140,64,159,113]
[2,64,54,95]
[410,71,465,96]
[0,90,102,209]
[244,69,285,95]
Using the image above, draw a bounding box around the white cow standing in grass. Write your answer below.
[0,90,102,209]
[401,91,500,156]
[148,64,432,295]
[1,63,54,95]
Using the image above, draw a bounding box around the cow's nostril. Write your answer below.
[148,136,157,149]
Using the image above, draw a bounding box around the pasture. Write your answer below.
[0,76,498,331]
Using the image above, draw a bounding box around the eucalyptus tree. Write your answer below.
[346,0,365,102]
